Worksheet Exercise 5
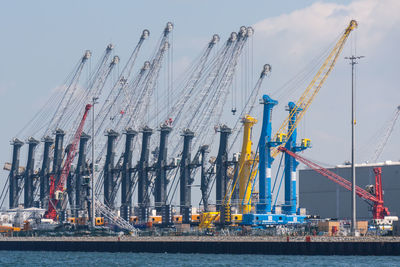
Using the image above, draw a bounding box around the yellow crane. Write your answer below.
[237,115,258,214]
[221,115,258,222]
[199,20,357,228]
[199,115,259,228]
[223,20,357,223]
[271,20,358,158]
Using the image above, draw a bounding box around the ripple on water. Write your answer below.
[0,251,399,267]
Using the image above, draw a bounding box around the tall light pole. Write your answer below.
[345,55,364,235]
[91,97,99,228]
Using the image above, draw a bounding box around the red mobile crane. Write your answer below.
[278,147,390,220]
[45,104,92,220]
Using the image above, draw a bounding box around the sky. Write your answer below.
[0,0,399,206]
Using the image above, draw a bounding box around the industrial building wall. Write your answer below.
[299,163,400,220]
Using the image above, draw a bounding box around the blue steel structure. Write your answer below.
[256,95,278,214]
[282,102,309,223]
[243,97,310,226]
[283,102,308,214]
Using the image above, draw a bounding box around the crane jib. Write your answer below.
[271,20,358,158]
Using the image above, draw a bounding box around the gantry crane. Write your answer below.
[237,116,258,214]
[45,104,92,220]
[198,64,271,227]
[242,20,357,226]
[222,116,258,215]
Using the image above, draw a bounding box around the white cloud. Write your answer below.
[249,0,400,164]
[253,0,400,59]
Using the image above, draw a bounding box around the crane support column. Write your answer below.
[53,129,65,186]
[103,129,119,209]
[137,126,152,223]
[257,95,278,214]
[120,128,137,221]
[238,116,258,214]
[40,136,53,209]
[372,167,389,219]
[74,132,90,217]
[24,137,39,208]
[284,102,302,215]
[215,125,232,212]
[199,145,210,211]
[154,125,172,212]
[179,129,194,223]
[9,138,23,209]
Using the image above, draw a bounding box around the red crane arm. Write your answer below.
[278,147,379,203]
[56,104,92,191]
[46,104,92,219]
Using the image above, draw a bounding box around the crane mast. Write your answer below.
[236,116,258,214]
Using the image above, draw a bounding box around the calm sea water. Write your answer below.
[0,251,399,266]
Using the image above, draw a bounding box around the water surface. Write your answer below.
[0,251,398,266]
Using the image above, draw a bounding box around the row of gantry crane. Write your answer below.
[198,20,359,229]
[3,20,359,231]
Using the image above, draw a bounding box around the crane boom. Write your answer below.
[46,50,92,135]
[372,105,400,162]
[271,20,357,158]
[278,146,390,219]
[45,104,92,220]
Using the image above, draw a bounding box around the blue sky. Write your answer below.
[0,0,399,206]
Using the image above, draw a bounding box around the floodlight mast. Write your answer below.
[345,54,364,235]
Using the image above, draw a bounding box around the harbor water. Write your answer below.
[0,251,399,266]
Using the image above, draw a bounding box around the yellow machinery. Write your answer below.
[199,212,242,228]
[207,115,259,226]
[301,138,311,148]
[191,214,201,223]
[130,216,139,224]
[0,226,21,233]
[67,217,76,224]
[238,115,258,213]
[95,217,104,226]
[199,212,219,229]
[211,115,259,225]
[276,133,287,143]
[173,215,183,223]
[271,20,358,158]
[231,214,243,224]
[67,217,104,226]
[149,215,162,224]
